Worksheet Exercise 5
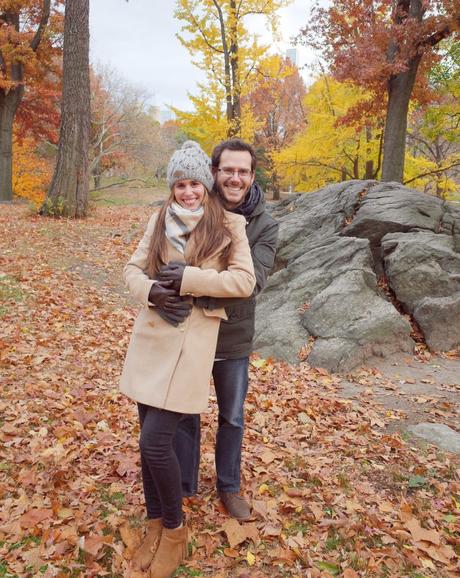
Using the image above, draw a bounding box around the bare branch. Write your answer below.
[403,159,460,185]
[30,0,51,51]
[90,177,149,192]
[281,158,354,180]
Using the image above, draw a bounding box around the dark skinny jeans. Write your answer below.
[138,403,184,529]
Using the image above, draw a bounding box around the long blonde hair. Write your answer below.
[144,189,232,279]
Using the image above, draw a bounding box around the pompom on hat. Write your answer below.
[167,140,214,192]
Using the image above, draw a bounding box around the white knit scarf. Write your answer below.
[165,202,204,254]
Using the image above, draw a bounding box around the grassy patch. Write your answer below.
[284,521,310,537]
[0,562,18,578]
[90,180,169,207]
[0,274,24,316]
[8,535,41,552]
[325,530,345,551]
[174,566,202,577]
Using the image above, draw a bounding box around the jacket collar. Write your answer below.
[231,182,266,219]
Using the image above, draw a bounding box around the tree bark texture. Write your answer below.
[46,0,90,217]
[381,56,421,182]
[0,10,23,202]
[228,0,241,137]
[0,88,23,202]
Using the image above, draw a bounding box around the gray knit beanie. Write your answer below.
[167,140,214,192]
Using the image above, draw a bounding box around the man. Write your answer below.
[174,139,278,520]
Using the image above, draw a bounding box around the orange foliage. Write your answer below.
[299,0,460,120]
[12,137,53,206]
[0,2,63,141]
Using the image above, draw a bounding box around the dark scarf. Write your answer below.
[232,183,262,218]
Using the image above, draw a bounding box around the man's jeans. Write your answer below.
[174,357,249,495]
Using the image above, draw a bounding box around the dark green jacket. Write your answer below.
[204,184,278,358]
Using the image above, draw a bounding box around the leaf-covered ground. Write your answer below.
[1,205,459,578]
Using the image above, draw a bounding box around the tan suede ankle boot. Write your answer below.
[132,518,163,571]
[149,524,188,578]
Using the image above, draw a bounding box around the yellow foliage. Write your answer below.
[172,83,229,154]
[273,77,382,191]
[404,73,460,199]
[174,0,290,139]
[173,84,260,154]
[12,138,53,206]
[403,153,459,199]
[274,74,460,198]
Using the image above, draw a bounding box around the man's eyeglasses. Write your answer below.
[217,167,253,178]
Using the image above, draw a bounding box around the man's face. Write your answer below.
[213,149,255,209]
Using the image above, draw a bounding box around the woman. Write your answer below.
[119,141,255,578]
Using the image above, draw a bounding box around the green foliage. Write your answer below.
[39,196,68,218]
[429,40,460,88]
[0,562,18,578]
[315,561,340,575]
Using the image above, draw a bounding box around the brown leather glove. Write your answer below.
[156,262,186,292]
[148,282,192,326]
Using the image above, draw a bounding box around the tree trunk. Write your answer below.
[381,56,421,183]
[271,165,280,200]
[93,172,101,189]
[43,0,90,217]
[228,0,241,137]
[213,1,233,132]
[365,160,374,179]
[0,89,23,202]
[364,125,374,179]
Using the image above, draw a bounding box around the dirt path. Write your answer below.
[339,353,460,439]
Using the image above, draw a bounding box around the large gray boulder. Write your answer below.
[382,231,460,350]
[254,181,460,371]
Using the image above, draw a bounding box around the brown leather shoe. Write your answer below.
[132,518,162,571]
[218,491,251,521]
[149,524,188,578]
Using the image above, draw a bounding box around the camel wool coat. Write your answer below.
[119,210,256,414]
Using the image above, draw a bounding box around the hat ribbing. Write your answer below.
[167,140,214,192]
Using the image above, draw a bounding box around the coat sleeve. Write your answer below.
[123,214,158,306]
[251,218,279,296]
[199,215,278,310]
[180,215,256,298]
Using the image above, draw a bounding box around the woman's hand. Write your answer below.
[156,262,186,292]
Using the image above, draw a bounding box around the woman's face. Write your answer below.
[173,179,206,211]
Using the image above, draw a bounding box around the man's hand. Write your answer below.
[148,281,192,327]
[193,296,210,309]
[156,262,186,292]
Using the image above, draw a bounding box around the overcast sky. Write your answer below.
[89,0,318,112]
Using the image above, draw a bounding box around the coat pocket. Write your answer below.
[202,307,228,321]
